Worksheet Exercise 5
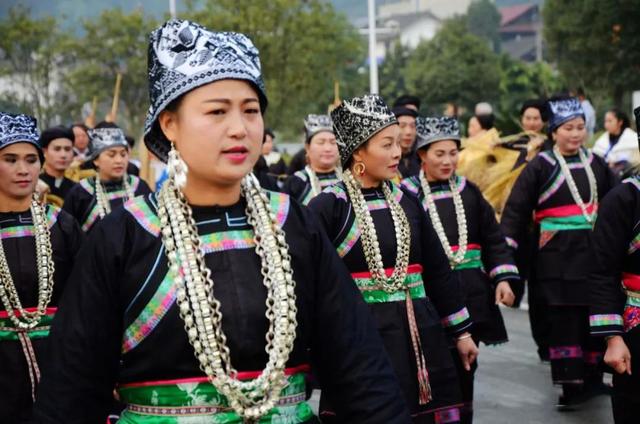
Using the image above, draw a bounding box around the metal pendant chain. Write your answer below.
[95,174,135,218]
[419,171,468,268]
[305,165,322,198]
[157,172,297,421]
[0,196,55,329]
[342,169,410,292]
[553,146,598,225]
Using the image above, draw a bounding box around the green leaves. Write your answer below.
[0,1,363,139]
[543,0,640,106]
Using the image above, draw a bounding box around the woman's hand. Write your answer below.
[495,281,515,307]
[456,333,479,371]
[605,336,632,375]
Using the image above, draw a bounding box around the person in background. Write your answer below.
[310,94,477,423]
[262,128,287,176]
[283,114,340,205]
[467,114,495,140]
[592,108,640,176]
[71,123,90,161]
[588,107,640,424]
[38,126,76,206]
[393,94,421,113]
[0,112,83,424]
[577,88,596,140]
[63,122,151,233]
[402,116,519,423]
[392,106,420,179]
[501,97,618,408]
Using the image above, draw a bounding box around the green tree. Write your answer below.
[466,0,502,53]
[186,0,365,138]
[404,17,501,114]
[543,0,640,107]
[62,8,158,136]
[496,54,564,133]
[0,7,72,126]
[379,40,410,105]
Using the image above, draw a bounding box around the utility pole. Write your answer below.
[367,0,379,94]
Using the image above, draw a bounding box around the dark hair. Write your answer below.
[607,107,630,131]
[520,99,548,122]
[393,94,421,111]
[576,87,586,97]
[125,135,135,148]
[94,121,120,130]
[71,123,89,132]
[474,113,495,130]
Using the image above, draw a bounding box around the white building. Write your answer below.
[378,0,473,20]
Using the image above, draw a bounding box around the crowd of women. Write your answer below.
[0,18,638,424]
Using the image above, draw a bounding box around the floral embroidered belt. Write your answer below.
[451,245,483,271]
[351,264,425,304]
[0,307,56,341]
[622,273,640,332]
[117,365,313,423]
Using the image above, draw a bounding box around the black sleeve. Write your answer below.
[307,192,342,242]
[589,185,631,336]
[415,197,472,335]
[58,209,85,259]
[473,183,521,293]
[282,174,305,203]
[500,159,541,259]
[302,207,411,423]
[136,178,153,195]
[33,215,126,423]
[61,184,83,223]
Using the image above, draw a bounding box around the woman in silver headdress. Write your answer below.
[62,122,151,233]
[309,94,479,423]
[501,96,618,407]
[33,20,409,423]
[284,114,341,205]
[402,116,519,423]
[0,112,83,423]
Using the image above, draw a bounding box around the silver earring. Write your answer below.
[167,143,188,189]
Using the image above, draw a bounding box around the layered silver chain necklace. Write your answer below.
[94,175,134,218]
[342,169,410,291]
[553,146,598,225]
[157,158,298,420]
[0,196,55,329]
[419,171,468,268]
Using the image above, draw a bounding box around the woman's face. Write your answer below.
[352,125,401,183]
[467,116,482,138]
[93,146,129,181]
[261,134,273,156]
[305,131,338,172]
[418,140,459,181]
[397,115,417,153]
[72,126,89,151]
[44,138,74,172]
[604,111,623,136]
[553,117,586,154]
[521,107,544,133]
[0,143,40,202]
[160,79,263,188]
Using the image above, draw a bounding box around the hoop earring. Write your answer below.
[353,161,366,176]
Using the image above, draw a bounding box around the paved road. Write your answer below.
[474,306,613,424]
[309,306,613,423]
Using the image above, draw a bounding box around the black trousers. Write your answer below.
[528,280,551,360]
[548,305,602,385]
